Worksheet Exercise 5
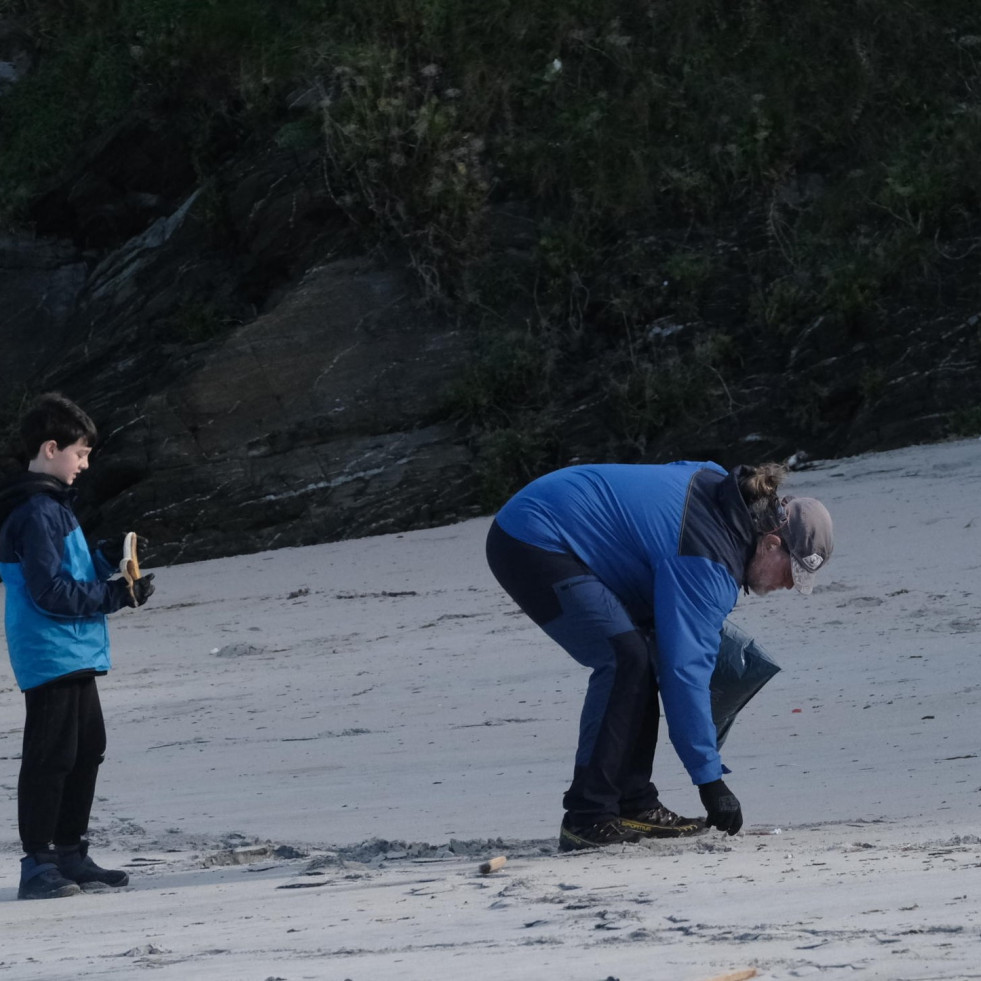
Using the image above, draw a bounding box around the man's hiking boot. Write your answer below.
[18,852,81,900]
[620,804,705,838]
[55,841,129,889]
[558,816,641,852]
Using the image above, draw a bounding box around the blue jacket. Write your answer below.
[495,461,757,785]
[0,472,131,691]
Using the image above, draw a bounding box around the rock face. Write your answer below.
[100,257,477,563]
[1,143,480,564]
[0,235,87,390]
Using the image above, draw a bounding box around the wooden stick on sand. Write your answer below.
[478,856,507,874]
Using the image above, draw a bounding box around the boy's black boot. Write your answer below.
[18,851,82,900]
[55,841,129,888]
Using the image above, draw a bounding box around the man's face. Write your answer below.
[32,438,92,485]
[745,533,794,596]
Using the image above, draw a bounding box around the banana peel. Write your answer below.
[120,531,141,584]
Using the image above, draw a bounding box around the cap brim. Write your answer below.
[791,555,817,595]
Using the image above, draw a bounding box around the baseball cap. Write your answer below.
[779,496,833,594]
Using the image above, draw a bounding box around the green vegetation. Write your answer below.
[948,405,981,438]
[1,0,980,502]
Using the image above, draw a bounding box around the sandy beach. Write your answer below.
[2,438,981,980]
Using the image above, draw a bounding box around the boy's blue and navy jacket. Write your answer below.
[0,472,132,692]
[495,460,757,786]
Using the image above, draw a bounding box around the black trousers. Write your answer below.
[19,675,106,853]
[486,521,661,823]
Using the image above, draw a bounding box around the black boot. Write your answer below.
[620,804,705,838]
[55,841,129,888]
[18,851,82,900]
[558,815,641,852]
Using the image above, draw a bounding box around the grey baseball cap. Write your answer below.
[780,496,833,594]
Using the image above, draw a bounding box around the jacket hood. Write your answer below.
[0,471,71,528]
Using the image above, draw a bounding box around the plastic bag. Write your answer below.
[711,620,781,748]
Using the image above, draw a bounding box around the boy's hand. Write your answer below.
[98,534,148,567]
[129,573,155,607]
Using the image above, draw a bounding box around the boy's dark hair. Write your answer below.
[20,392,98,459]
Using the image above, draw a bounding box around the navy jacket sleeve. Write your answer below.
[92,545,117,581]
[652,553,738,785]
[8,497,131,617]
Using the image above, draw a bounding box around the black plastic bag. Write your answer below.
[711,620,781,748]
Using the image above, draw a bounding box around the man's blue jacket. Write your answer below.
[495,460,757,786]
[0,472,131,691]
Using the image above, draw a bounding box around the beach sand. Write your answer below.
[2,438,981,980]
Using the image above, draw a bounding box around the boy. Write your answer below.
[0,393,155,899]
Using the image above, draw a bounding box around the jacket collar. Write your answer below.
[0,471,72,527]
[718,467,758,589]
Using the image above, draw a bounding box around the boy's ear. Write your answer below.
[38,439,59,461]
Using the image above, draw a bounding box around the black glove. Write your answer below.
[128,573,155,608]
[98,535,148,567]
[698,779,743,835]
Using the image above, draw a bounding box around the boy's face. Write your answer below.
[29,438,92,485]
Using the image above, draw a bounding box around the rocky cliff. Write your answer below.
[0,125,482,562]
